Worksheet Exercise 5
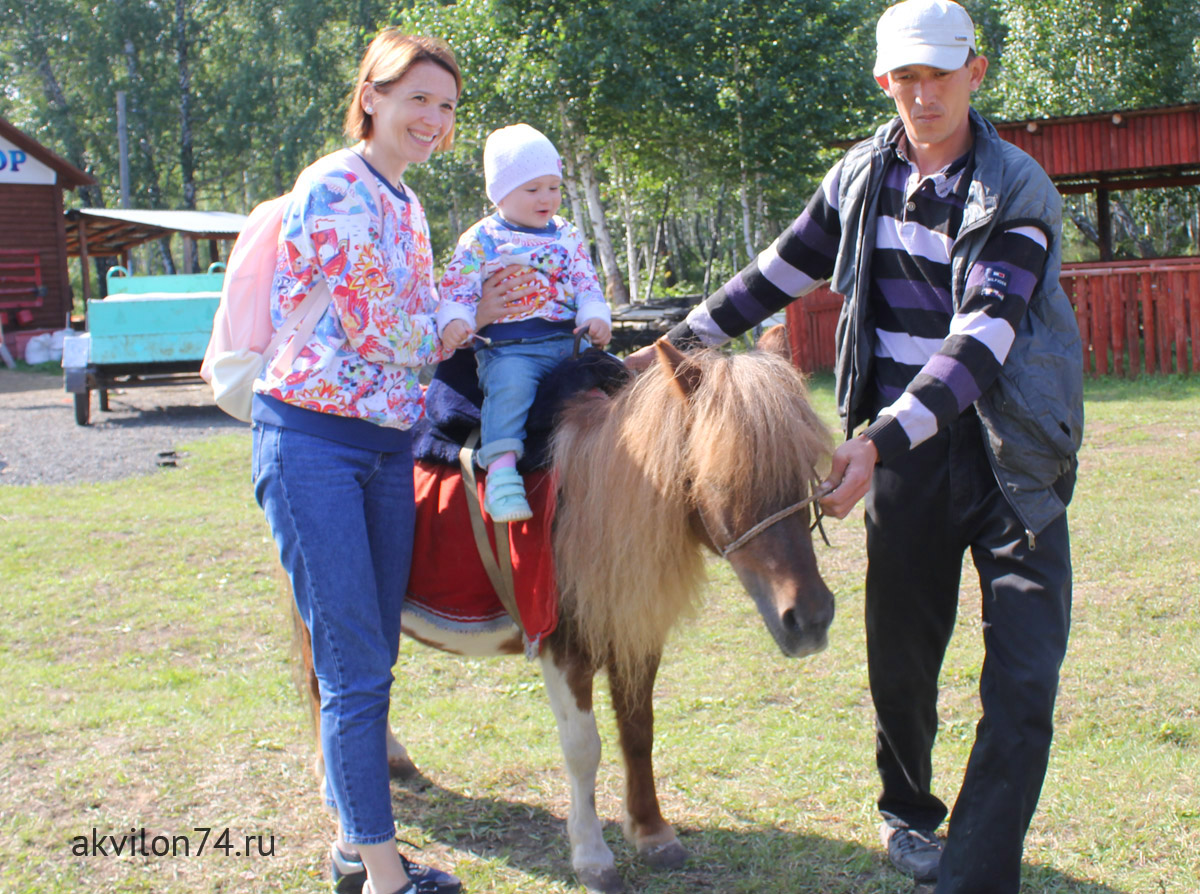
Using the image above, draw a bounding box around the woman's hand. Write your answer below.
[477,266,537,328]
[576,317,612,349]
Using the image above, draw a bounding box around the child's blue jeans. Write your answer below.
[252,422,414,845]
[475,333,576,469]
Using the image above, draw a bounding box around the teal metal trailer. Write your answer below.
[63,266,224,425]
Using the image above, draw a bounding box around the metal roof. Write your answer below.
[832,102,1200,194]
[64,208,247,257]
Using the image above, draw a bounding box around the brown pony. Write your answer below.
[298,340,835,893]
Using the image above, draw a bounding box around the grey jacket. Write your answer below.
[831,109,1084,538]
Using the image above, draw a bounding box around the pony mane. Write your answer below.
[550,348,833,681]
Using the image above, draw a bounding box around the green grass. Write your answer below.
[1,374,1198,893]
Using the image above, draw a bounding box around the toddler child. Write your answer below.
[438,123,611,522]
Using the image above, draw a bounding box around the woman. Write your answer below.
[252,30,527,894]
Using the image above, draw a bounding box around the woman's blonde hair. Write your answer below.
[343,30,462,150]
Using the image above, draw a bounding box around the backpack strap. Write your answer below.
[265,148,392,372]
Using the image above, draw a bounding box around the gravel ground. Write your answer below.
[0,368,248,486]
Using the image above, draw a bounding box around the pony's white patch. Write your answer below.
[400,610,518,657]
[540,652,615,879]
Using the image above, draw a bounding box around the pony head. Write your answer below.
[552,342,836,681]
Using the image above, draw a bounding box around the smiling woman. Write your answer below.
[346,32,462,188]
[245,29,466,894]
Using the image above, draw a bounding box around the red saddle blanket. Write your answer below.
[406,460,559,651]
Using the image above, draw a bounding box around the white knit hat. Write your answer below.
[874,0,976,78]
[484,124,562,204]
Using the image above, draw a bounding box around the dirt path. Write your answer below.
[0,369,247,486]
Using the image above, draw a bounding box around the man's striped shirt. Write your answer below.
[667,134,1049,463]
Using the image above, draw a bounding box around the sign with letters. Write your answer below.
[0,136,56,185]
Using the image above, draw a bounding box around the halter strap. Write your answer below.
[711,480,832,559]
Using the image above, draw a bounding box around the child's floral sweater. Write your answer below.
[436,213,609,335]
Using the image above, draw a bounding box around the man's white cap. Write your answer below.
[873,0,976,78]
[484,124,562,204]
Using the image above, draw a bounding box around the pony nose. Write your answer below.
[781,590,835,637]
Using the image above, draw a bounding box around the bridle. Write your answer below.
[706,480,832,559]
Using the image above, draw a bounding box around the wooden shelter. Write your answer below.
[787,103,1200,377]
[0,116,94,355]
[64,208,246,304]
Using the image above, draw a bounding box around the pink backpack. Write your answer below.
[201,149,383,421]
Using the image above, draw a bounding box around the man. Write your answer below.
[628,1,1083,891]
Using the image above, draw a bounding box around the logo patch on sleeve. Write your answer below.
[981,267,1009,299]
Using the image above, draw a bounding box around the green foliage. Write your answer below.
[2,0,1199,280]
[990,0,1200,118]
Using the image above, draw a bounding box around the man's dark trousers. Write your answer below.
[864,407,1074,894]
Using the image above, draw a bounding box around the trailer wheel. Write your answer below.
[74,391,91,426]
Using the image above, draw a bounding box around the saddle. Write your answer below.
[406,346,629,654]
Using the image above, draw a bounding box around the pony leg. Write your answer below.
[608,651,688,870]
[384,725,420,780]
[294,602,419,784]
[539,650,623,894]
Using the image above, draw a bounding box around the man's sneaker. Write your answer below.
[879,822,943,883]
[330,843,462,894]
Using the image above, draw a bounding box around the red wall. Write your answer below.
[0,183,72,333]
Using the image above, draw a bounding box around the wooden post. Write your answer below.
[1096,187,1113,262]
[1108,274,1124,377]
[1189,269,1199,374]
[1143,274,1157,374]
[78,217,91,310]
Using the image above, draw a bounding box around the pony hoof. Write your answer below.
[577,866,625,893]
[640,839,688,870]
[387,754,422,782]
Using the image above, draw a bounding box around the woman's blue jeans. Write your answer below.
[475,334,576,469]
[252,422,414,845]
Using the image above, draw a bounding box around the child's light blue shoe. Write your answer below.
[484,466,533,522]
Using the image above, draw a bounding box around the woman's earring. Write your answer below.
[365,107,374,114]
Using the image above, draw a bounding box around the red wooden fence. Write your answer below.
[1061,258,1198,377]
[785,259,1198,377]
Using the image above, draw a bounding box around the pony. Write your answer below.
[297,339,835,893]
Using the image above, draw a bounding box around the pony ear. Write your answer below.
[654,337,703,398]
[755,323,791,360]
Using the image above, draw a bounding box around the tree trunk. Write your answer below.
[158,238,177,275]
[558,105,629,305]
[754,172,766,247]
[611,153,641,301]
[664,215,684,287]
[176,0,198,272]
[1069,210,1101,250]
[702,187,727,296]
[643,187,670,302]
[560,150,589,241]
[1112,197,1157,259]
[738,169,755,264]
